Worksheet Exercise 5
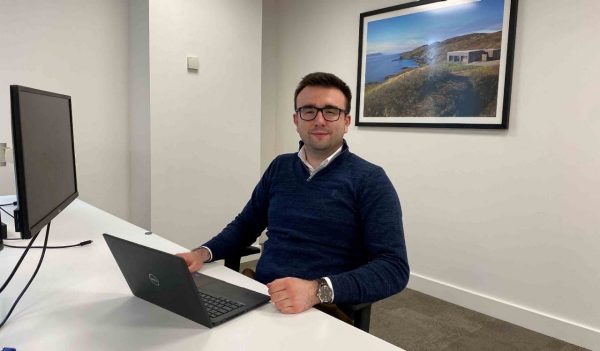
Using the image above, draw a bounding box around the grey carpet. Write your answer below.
[371,289,588,351]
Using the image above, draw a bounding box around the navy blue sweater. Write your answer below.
[203,141,409,304]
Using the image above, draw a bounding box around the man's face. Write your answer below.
[294,86,351,156]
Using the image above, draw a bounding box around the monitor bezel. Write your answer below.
[10,85,79,239]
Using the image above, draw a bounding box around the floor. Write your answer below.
[370,288,588,351]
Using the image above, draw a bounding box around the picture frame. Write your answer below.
[355,0,518,129]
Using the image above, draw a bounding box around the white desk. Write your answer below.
[0,197,403,350]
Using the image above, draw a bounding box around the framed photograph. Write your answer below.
[356,0,518,128]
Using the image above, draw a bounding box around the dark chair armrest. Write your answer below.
[224,246,261,272]
[340,303,372,332]
[351,303,372,332]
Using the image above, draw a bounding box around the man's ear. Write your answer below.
[293,113,299,128]
[344,114,351,133]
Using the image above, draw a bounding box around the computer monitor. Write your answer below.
[9,85,78,239]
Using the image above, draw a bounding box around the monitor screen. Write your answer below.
[10,85,78,239]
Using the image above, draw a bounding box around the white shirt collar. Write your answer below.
[297,144,344,175]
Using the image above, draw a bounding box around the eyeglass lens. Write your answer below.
[299,107,343,121]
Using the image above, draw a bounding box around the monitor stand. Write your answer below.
[1,214,5,250]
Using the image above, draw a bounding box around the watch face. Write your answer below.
[317,280,333,303]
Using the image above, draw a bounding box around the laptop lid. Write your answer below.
[103,233,269,328]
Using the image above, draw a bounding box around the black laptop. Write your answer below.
[103,233,270,328]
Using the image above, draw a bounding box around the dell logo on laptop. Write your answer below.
[148,273,160,287]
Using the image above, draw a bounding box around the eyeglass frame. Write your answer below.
[295,105,348,122]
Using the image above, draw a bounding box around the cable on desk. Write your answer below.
[1,200,91,247]
[0,222,50,328]
[0,227,42,295]
[3,240,92,249]
[0,206,13,218]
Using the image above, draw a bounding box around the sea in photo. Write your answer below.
[365,53,418,84]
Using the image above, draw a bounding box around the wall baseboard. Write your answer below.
[408,273,600,350]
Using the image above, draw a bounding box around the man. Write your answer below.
[178,72,409,316]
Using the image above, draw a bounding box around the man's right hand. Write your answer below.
[176,248,211,272]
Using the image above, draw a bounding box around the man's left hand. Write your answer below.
[267,277,320,314]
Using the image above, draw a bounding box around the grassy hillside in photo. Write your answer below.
[364,63,499,117]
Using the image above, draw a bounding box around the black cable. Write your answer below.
[1,201,90,248]
[3,240,92,249]
[0,222,50,328]
[0,206,13,218]
[0,227,42,295]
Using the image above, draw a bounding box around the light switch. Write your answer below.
[187,56,199,70]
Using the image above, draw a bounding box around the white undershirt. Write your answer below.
[297,144,344,180]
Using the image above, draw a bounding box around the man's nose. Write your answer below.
[313,110,327,125]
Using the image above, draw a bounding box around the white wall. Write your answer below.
[0,0,130,220]
[261,0,279,173]
[129,0,151,229]
[149,0,262,248]
[262,0,600,348]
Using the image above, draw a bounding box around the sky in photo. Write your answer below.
[366,0,505,55]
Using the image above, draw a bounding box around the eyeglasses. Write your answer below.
[296,106,346,121]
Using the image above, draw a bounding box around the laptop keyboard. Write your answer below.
[199,291,245,319]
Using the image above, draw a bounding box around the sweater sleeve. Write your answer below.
[328,167,409,304]
[199,159,274,261]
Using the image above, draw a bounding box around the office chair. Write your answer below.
[223,246,373,332]
[224,245,261,272]
[343,303,372,332]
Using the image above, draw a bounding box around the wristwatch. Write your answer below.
[316,278,333,303]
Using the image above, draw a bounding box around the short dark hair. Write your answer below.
[294,72,352,113]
